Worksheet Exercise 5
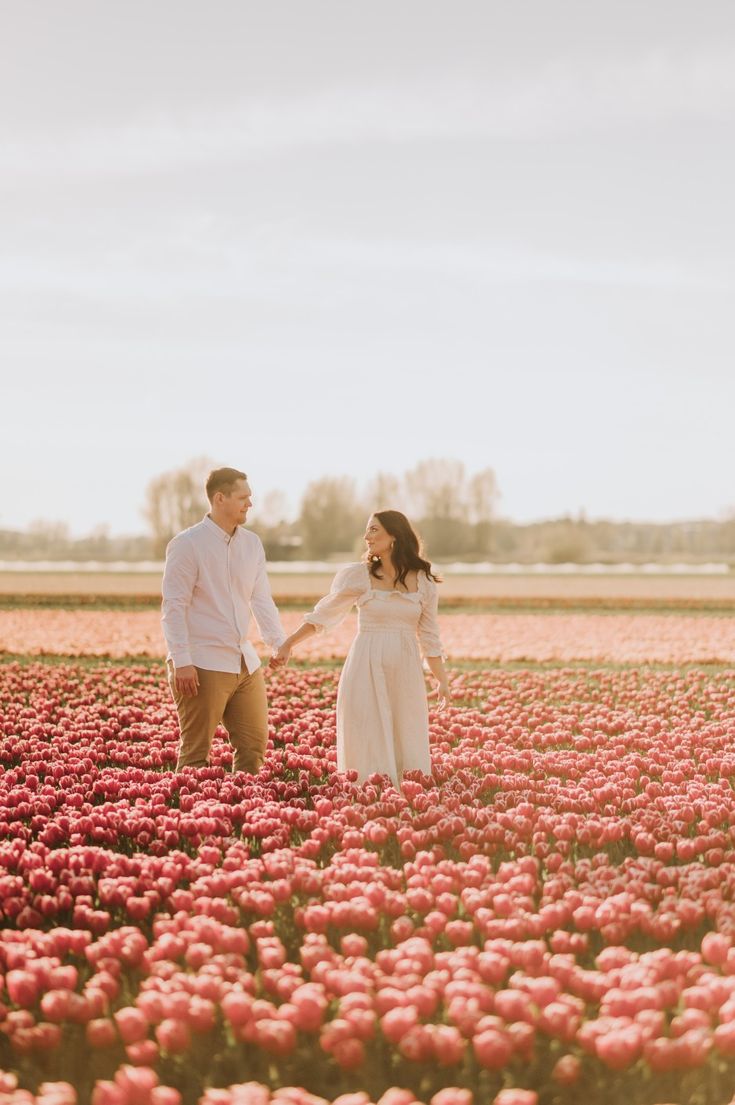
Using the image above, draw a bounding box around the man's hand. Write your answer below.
[174,665,199,697]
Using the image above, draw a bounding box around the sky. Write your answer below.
[1,0,734,536]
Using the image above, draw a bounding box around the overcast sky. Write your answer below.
[2,1,734,535]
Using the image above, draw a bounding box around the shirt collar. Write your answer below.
[203,514,239,543]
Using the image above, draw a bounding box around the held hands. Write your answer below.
[269,643,293,669]
[269,623,316,669]
[174,665,199,697]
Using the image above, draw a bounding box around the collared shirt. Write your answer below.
[161,515,286,675]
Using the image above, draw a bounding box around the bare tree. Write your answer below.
[299,476,363,559]
[404,458,468,521]
[248,489,302,560]
[467,467,500,553]
[143,456,215,557]
[403,458,471,555]
[26,519,71,558]
[364,471,406,514]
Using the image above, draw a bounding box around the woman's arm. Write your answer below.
[425,654,450,709]
[271,563,367,668]
[417,573,449,707]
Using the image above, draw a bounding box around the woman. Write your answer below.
[271,510,450,787]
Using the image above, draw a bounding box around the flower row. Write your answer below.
[3,609,735,661]
[0,1067,544,1105]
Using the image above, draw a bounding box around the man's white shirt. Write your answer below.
[161,515,286,675]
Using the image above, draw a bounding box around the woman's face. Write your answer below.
[364,515,393,559]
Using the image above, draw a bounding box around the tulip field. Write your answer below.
[3,601,735,1105]
[3,609,735,664]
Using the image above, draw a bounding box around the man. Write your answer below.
[161,467,286,773]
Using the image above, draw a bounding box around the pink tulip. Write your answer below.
[493,1093,538,1105]
[114,1007,149,1044]
[430,1091,473,1105]
[381,1007,419,1044]
[155,1018,191,1055]
[473,1028,513,1070]
[377,1092,418,1105]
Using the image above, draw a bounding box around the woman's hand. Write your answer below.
[270,643,292,669]
[428,677,450,712]
[425,656,450,711]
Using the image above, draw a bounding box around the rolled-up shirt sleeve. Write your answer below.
[250,539,287,650]
[161,535,198,668]
[304,563,367,634]
[417,574,445,659]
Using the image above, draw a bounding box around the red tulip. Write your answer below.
[431,1024,466,1066]
[91,1082,126,1105]
[430,1091,473,1105]
[126,1040,160,1066]
[473,1028,513,1070]
[6,970,41,1008]
[331,1036,365,1070]
[702,933,731,966]
[150,1089,182,1105]
[377,1092,418,1105]
[87,1019,117,1049]
[155,1018,191,1055]
[253,1018,296,1056]
[381,1006,419,1044]
[114,1007,149,1044]
[551,1054,582,1085]
[493,1091,538,1105]
[595,1025,643,1070]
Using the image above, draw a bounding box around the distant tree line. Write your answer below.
[0,521,151,562]
[3,457,735,564]
[139,456,500,560]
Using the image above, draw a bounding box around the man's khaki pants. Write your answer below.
[168,660,269,774]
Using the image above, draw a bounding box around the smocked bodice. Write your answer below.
[357,589,422,634]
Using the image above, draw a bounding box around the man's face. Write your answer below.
[219,479,252,528]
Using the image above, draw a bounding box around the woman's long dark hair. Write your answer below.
[366,510,442,589]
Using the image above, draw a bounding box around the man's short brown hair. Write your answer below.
[205,467,248,502]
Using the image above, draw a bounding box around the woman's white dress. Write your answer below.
[304,562,444,786]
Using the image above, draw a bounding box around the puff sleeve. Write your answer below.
[417,571,445,659]
[303,563,369,634]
